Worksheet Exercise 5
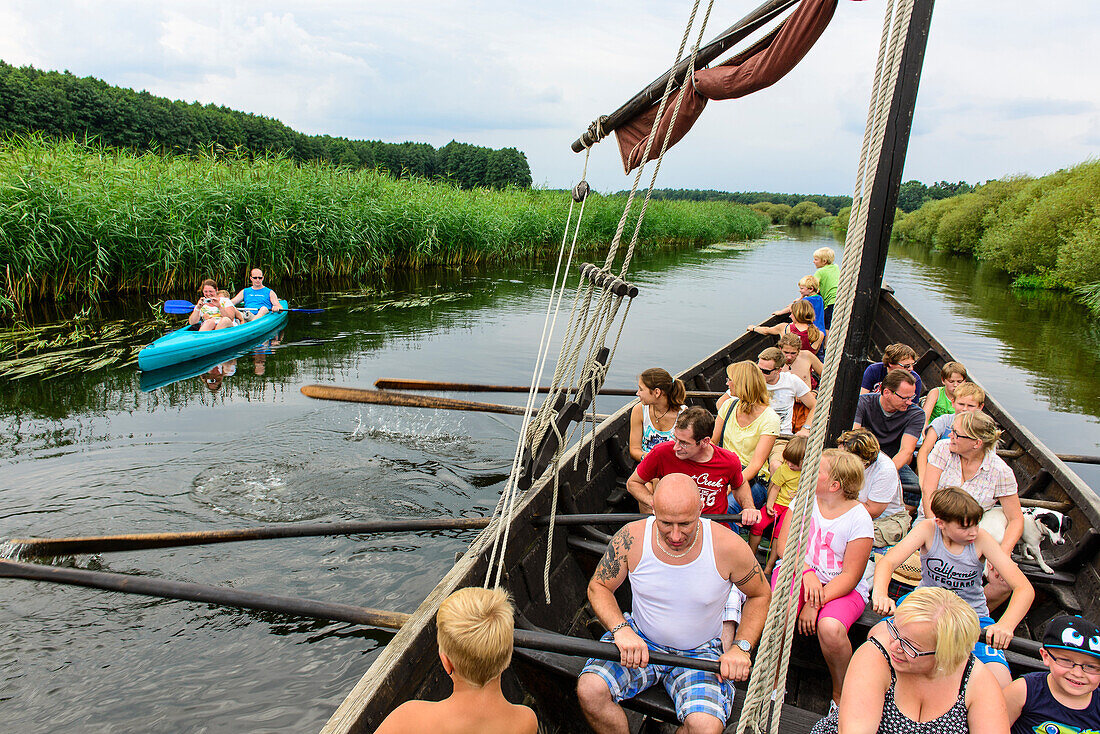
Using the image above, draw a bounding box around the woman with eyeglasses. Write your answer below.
[918,411,1023,557]
[810,586,1010,734]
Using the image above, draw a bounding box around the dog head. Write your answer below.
[1024,508,1070,545]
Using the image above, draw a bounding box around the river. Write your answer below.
[1,227,1097,732]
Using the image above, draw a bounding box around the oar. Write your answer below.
[6,513,743,557]
[301,384,612,420]
[374,378,723,399]
[0,560,724,674]
[163,300,323,315]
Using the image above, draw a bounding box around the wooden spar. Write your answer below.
[0,559,729,674]
[300,384,610,421]
[825,0,937,444]
[7,513,743,557]
[998,449,1100,466]
[569,0,799,152]
[373,378,722,399]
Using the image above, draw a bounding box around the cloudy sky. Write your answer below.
[1,1,1096,195]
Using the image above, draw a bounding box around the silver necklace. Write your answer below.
[656,524,700,559]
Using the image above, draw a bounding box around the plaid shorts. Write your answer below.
[580,616,734,723]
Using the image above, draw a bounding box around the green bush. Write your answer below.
[786,201,830,226]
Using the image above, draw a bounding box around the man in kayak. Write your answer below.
[577,473,771,734]
[232,268,282,319]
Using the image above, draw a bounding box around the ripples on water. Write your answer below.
[1,227,1097,732]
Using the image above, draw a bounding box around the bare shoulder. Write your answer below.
[965,659,1008,704]
[710,522,761,577]
[594,521,643,582]
[513,703,539,734]
[374,700,435,734]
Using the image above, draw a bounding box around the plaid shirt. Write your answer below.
[927,440,1017,509]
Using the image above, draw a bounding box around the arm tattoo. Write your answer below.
[732,562,766,588]
[594,526,633,582]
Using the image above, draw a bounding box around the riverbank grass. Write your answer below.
[0,135,768,313]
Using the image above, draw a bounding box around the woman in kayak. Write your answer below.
[188,280,236,331]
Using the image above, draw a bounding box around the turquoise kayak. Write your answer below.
[138,301,290,371]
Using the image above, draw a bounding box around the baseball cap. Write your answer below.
[1043,615,1100,660]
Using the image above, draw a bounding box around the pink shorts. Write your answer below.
[770,568,866,631]
[749,504,788,537]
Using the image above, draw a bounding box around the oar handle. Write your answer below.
[0,560,722,674]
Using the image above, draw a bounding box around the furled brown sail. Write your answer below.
[615,0,837,173]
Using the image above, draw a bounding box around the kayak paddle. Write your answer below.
[162,300,322,315]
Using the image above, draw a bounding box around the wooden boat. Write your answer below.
[137,300,289,371]
[320,287,1100,733]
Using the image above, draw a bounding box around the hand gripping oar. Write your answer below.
[0,560,724,673]
[300,384,612,420]
[163,300,323,315]
[6,513,743,557]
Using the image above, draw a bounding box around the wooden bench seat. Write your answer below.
[513,646,823,733]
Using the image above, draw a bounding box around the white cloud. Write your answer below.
[0,0,1096,193]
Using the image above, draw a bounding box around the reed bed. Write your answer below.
[0,135,768,313]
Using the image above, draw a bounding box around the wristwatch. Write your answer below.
[733,639,753,654]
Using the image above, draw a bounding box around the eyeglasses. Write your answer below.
[1046,651,1100,674]
[886,618,935,658]
[886,389,916,404]
[951,432,977,441]
[890,362,916,371]
[673,437,699,448]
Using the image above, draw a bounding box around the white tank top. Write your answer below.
[630,516,731,650]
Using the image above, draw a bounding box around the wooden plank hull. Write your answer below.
[321,290,1100,733]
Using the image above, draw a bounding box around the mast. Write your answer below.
[825,0,936,444]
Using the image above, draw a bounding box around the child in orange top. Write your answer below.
[375,587,538,734]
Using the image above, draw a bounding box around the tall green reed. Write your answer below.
[0,134,768,312]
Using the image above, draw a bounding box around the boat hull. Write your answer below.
[138,301,289,371]
[320,290,1100,733]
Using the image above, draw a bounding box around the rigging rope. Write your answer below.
[735,0,916,731]
[483,0,717,598]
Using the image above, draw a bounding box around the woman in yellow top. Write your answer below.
[713,361,781,518]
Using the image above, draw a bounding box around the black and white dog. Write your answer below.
[979,506,1071,574]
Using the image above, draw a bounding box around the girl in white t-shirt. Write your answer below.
[775,449,874,707]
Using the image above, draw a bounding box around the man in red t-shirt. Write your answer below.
[627,406,761,527]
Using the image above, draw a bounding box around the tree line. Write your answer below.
[618,188,852,215]
[0,61,532,189]
[890,161,1099,308]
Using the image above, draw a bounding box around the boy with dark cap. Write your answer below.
[1005,615,1100,734]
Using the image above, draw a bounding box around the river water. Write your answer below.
[1,227,1098,732]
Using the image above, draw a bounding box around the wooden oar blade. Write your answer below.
[301,385,531,416]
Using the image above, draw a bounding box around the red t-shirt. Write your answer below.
[635,441,745,515]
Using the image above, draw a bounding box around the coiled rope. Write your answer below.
[735,0,915,731]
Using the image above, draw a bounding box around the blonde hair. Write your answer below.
[757,347,785,367]
[813,247,835,264]
[789,300,822,344]
[725,361,770,415]
[798,275,821,294]
[217,289,231,299]
[894,587,980,673]
[783,435,807,466]
[821,448,864,500]
[940,361,968,381]
[953,382,985,405]
[836,428,881,465]
[954,411,1001,453]
[777,333,803,351]
[436,587,514,686]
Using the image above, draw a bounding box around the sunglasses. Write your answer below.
[886,618,935,658]
[251,276,264,280]
[759,366,778,375]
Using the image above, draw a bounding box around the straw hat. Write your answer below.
[891,550,922,585]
